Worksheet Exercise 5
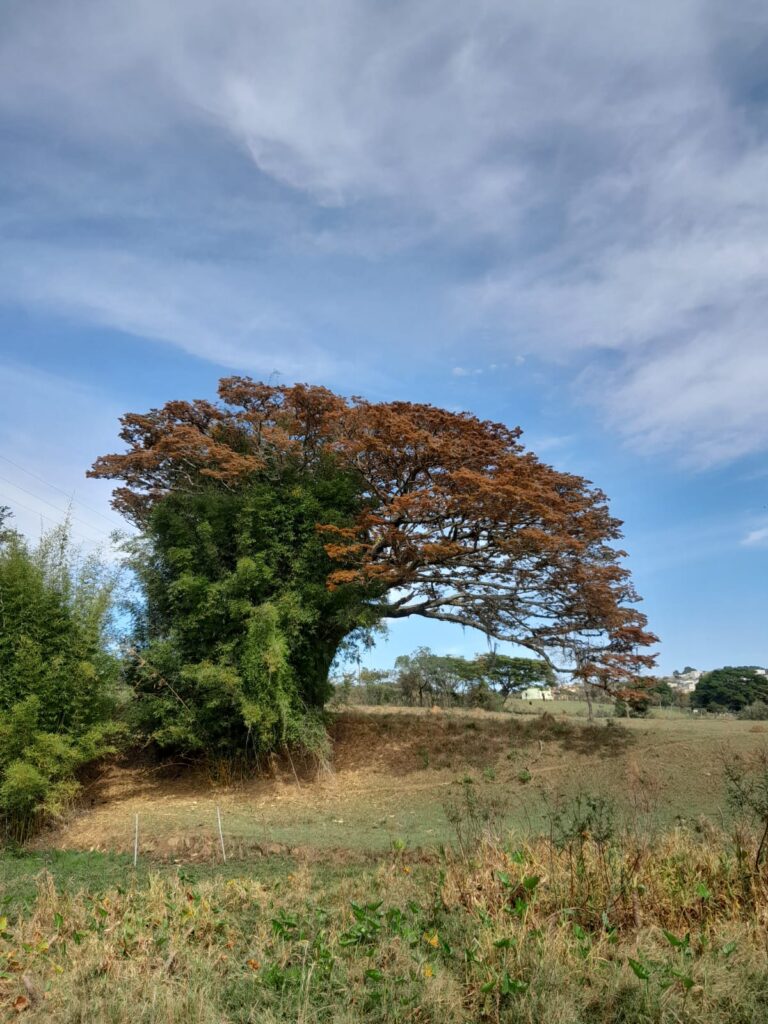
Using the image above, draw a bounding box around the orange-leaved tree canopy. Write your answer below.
[90,378,655,751]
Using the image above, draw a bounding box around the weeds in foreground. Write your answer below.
[2,820,768,1023]
[723,749,768,873]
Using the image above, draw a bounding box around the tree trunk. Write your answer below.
[298,630,347,708]
[584,682,594,722]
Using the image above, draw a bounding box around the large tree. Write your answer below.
[90,378,656,754]
[472,653,556,697]
[692,667,768,712]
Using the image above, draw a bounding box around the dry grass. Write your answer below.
[6,708,768,1020]
[3,824,768,1022]
[29,708,768,861]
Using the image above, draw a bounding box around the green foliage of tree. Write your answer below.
[691,667,768,712]
[391,648,554,707]
[472,653,555,697]
[652,679,677,706]
[356,668,400,706]
[122,465,374,758]
[0,517,121,841]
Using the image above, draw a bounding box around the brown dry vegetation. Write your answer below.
[4,707,768,1022]
[3,826,768,1022]
[31,707,768,861]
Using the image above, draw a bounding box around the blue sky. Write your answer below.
[0,0,766,675]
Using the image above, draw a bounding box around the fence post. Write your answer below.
[216,806,227,863]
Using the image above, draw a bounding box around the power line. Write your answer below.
[0,472,114,540]
[1,493,106,549]
[0,452,123,529]
[1,494,56,529]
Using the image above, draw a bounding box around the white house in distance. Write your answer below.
[668,666,768,696]
[670,668,703,694]
[517,685,554,701]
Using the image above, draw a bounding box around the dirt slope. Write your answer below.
[35,707,766,860]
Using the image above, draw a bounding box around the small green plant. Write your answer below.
[549,793,617,852]
[339,900,384,947]
[723,751,768,872]
[443,779,508,856]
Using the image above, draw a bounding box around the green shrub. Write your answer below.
[0,761,48,816]
[738,700,768,721]
[0,517,121,842]
[614,697,649,718]
[121,473,373,761]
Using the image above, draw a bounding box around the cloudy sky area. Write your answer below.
[1,0,766,673]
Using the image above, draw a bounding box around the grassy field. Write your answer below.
[3,827,768,1021]
[505,698,694,719]
[30,706,768,858]
[3,705,768,1021]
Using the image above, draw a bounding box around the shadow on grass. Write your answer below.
[330,709,634,775]
[510,713,635,756]
[560,721,635,756]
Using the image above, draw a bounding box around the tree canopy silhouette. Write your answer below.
[692,667,768,712]
[90,378,656,754]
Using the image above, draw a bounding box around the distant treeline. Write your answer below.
[331,651,713,714]
[331,647,557,709]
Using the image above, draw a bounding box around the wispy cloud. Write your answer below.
[1,1,767,463]
[742,524,768,547]
[0,242,343,380]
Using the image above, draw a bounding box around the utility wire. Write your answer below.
[0,492,105,549]
[0,472,114,540]
[0,452,123,529]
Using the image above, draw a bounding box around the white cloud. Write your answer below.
[0,242,344,381]
[1,1,768,464]
[743,524,768,547]
[525,434,573,454]
[467,131,768,464]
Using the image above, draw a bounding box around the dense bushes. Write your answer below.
[0,515,121,841]
[121,469,372,760]
[738,700,768,721]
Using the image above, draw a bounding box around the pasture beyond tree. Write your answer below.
[90,378,656,756]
